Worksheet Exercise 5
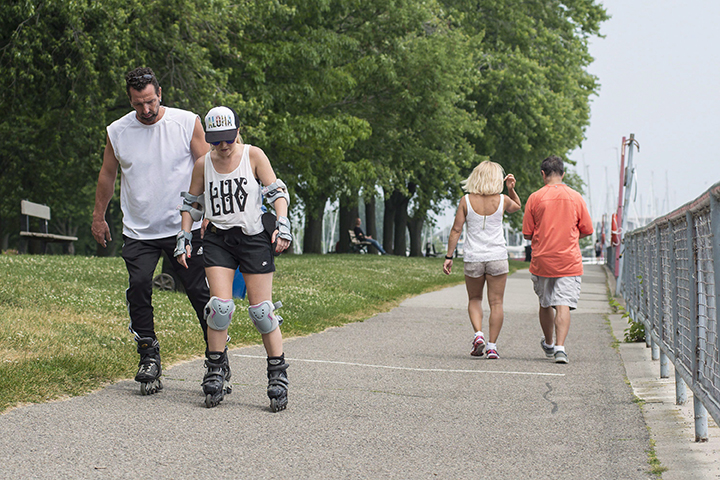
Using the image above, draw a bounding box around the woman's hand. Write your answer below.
[272,230,291,253]
[504,174,516,190]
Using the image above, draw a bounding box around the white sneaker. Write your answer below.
[554,350,569,364]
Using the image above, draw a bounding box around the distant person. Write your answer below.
[92,67,211,395]
[354,217,386,254]
[177,106,292,411]
[443,161,521,359]
[595,239,603,260]
[522,155,593,364]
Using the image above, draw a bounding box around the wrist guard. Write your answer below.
[276,215,292,242]
[174,230,192,257]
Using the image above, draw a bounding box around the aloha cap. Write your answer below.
[204,106,239,144]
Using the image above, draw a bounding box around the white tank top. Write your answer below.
[204,144,264,235]
[107,107,201,239]
[463,194,507,262]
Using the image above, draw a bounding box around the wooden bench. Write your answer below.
[20,200,78,254]
[348,230,371,253]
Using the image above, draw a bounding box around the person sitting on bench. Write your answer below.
[353,218,386,255]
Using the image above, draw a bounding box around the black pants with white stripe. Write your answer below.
[121,229,210,345]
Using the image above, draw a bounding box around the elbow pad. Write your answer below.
[261,179,290,207]
[179,191,205,221]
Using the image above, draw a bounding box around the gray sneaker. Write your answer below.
[554,350,569,364]
[540,339,554,358]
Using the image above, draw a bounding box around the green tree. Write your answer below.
[220,0,377,253]
[336,1,481,255]
[0,0,239,254]
[441,0,608,226]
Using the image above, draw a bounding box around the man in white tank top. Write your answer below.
[91,67,211,395]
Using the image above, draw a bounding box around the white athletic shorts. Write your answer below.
[464,259,509,278]
[531,274,582,310]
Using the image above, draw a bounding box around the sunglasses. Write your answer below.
[132,74,154,81]
[210,138,235,146]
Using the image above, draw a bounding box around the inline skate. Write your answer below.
[267,354,289,412]
[135,337,162,395]
[202,348,232,408]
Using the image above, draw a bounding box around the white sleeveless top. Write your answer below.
[204,144,264,235]
[107,107,201,239]
[463,194,507,263]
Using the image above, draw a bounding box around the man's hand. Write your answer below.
[91,217,111,247]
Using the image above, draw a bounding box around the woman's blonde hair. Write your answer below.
[461,160,505,195]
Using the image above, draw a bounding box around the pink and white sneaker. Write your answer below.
[471,335,486,357]
[486,348,499,359]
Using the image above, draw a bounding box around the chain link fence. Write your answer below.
[620,182,720,440]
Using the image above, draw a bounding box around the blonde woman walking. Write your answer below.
[443,161,521,358]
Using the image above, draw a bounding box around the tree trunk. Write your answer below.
[407,216,424,257]
[302,200,326,254]
[337,198,359,254]
[383,197,395,255]
[393,196,409,256]
[365,196,377,240]
[391,184,416,257]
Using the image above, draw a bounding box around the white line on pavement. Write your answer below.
[232,354,565,377]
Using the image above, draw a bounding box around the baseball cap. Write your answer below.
[204,106,239,144]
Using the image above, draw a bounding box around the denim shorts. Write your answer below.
[463,259,509,278]
[531,274,582,310]
[203,225,275,274]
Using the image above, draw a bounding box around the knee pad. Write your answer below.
[248,300,284,334]
[204,296,235,331]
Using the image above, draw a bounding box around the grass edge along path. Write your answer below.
[0,254,526,413]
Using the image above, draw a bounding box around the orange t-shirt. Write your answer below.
[522,184,593,277]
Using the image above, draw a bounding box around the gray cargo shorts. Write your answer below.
[531,274,582,310]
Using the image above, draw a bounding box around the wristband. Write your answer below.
[445,255,453,260]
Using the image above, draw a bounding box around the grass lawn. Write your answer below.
[0,253,527,412]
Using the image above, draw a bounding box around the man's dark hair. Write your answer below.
[540,155,564,177]
[125,67,160,97]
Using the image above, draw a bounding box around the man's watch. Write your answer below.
[445,255,454,260]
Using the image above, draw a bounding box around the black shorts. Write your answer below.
[203,225,275,274]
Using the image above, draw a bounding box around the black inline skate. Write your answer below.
[135,337,162,395]
[267,354,289,412]
[202,348,232,408]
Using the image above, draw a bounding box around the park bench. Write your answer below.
[348,230,371,253]
[20,200,78,254]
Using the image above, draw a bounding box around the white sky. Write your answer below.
[571,0,720,225]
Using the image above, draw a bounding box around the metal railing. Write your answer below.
[620,182,720,441]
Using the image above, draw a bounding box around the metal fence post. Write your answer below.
[656,225,669,377]
[676,371,688,405]
[668,219,686,403]
[687,210,704,440]
[644,232,658,358]
[695,396,709,442]
[704,192,720,428]
[638,234,651,349]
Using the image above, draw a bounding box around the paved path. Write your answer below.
[0,265,715,479]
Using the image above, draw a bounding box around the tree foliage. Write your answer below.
[442,0,608,224]
[0,0,607,254]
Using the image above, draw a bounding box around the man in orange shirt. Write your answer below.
[522,156,593,364]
